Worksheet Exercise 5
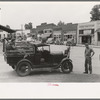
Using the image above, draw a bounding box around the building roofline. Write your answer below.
[78,20,100,25]
[0,24,16,33]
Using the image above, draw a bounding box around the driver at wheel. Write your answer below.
[64,44,71,58]
[64,44,73,72]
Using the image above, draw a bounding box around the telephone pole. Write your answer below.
[0,8,1,24]
[21,24,24,37]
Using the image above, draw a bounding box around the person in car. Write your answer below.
[64,44,71,58]
[6,38,16,50]
[17,36,23,42]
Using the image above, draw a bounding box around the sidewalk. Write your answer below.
[76,44,100,48]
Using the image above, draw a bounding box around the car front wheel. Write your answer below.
[61,61,73,73]
[16,61,31,76]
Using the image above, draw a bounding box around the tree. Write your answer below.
[28,22,32,29]
[6,25,10,29]
[57,21,65,26]
[24,24,30,29]
[24,22,33,29]
[90,4,100,21]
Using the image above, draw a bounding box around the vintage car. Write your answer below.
[4,41,73,76]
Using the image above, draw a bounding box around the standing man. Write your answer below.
[84,43,95,74]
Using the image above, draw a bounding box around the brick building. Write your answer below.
[36,23,56,34]
[53,23,78,44]
[62,23,78,44]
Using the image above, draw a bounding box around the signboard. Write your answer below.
[78,21,95,30]
[79,24,94,29]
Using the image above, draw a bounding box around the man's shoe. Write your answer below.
[90,71,92,74]
[83,72,88,74]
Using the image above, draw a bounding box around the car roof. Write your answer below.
[15,41,50,47]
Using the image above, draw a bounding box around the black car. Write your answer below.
[4,41,73,76]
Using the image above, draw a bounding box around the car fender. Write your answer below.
[58,57,72,67]
[61,57,72,64]
[16,59,33,69]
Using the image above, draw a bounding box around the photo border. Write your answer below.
[0,0,100,99]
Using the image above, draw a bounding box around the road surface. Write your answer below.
[0,43,100,82]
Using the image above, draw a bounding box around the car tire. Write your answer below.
[61,61,73,73]
[16,61,31,77]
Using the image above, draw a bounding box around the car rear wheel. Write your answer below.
[16,61,31,76]
[61,61,73,73]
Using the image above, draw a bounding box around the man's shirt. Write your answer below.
[85,48,94,58]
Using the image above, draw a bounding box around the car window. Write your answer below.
[43,46,49,51]
[38,46,49,51]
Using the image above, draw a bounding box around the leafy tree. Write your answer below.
[24,24,29,29]
[28,22,32,29]
[90,4,100,21]
[6,25,10,29]
[24,22,33,29]
[57,21,65,26]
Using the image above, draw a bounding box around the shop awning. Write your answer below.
[79,34,93,37]
[0,25,16,33]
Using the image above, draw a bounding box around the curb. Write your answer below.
[76,45,100,48]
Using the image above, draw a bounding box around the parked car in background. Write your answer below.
[46,38,54,44]
[65,38,76,46]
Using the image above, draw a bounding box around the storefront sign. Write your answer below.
[79,24,94,29]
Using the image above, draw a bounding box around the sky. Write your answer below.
[0,1,100,29]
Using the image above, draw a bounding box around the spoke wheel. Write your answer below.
[61,61,73,73]
[16,61,31,76]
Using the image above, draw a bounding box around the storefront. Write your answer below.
[77,21,100,46]
[64,31,76,43]
[53,27,62,42]
[53,30,62,41]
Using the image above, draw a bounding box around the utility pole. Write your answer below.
[0,8,1,24]
[21,24,23,37]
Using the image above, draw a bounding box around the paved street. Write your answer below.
[0,43,100,82]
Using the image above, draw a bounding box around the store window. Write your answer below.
[68,35,72,38]
[98,32,100,41]
[50,30,52,33]
[84,30,91,35]
[44,31,47,33]
[59,35,61,38]
[91,29,94,34]
[79,30,83,34]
